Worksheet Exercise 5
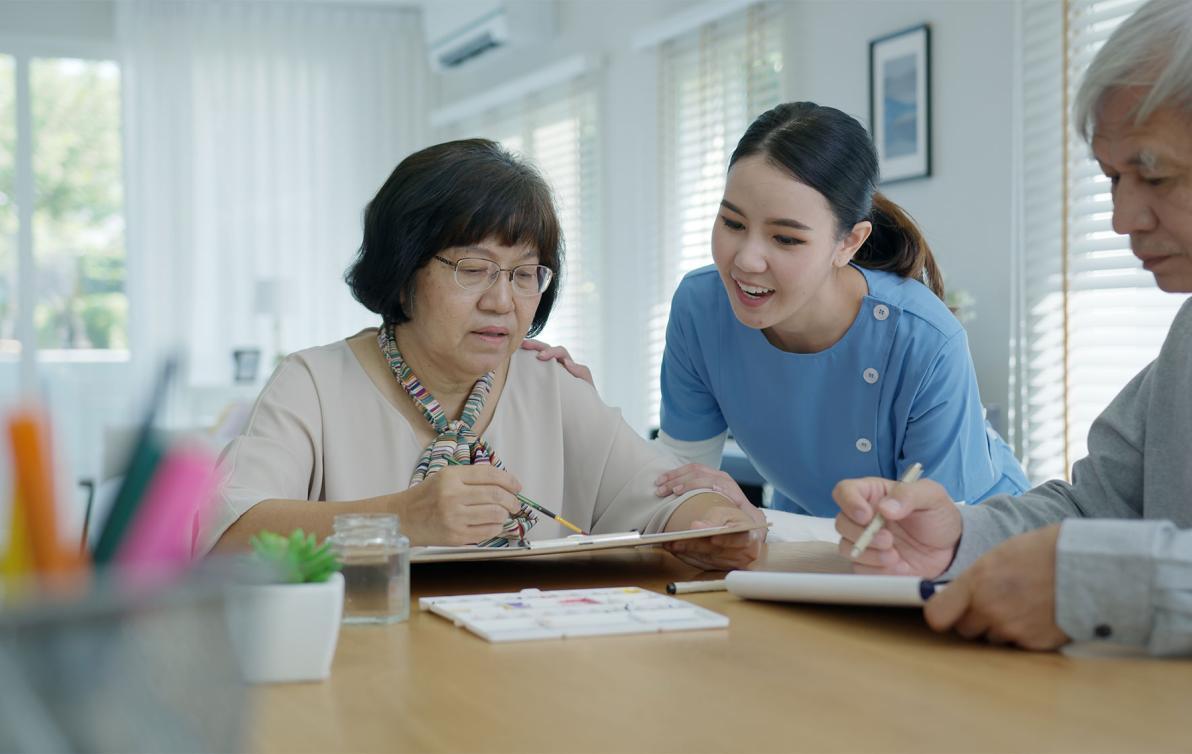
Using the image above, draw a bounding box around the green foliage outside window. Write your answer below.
[0,56,126,350]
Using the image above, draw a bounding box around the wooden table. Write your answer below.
[252,543,1191,753]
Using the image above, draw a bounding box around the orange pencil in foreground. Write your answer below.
[7,408,84,579]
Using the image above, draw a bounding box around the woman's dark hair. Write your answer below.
[728,102,944,300]
[346,138,563,336]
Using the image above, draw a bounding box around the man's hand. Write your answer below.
[833,477,963,577]
[924,524,1070,651]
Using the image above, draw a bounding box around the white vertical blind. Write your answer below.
[439,78,602,385]
[1019,0,1185,482]
[647,2,783,428]
[1018,0,1068,483]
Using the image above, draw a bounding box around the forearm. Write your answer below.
[654,430,727,468]
[210,493,396,554]
[948,483,1086,574]
[663,492,734,532]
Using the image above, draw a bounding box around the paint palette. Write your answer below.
[419,586,729,642]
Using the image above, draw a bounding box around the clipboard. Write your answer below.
[411,520,766,563]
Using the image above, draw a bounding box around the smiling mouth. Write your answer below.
[734,279,775,300]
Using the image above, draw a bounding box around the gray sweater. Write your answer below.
[949,298,1192,656]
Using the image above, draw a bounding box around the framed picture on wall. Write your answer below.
[869,24,931,183]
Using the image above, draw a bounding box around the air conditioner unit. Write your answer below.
[423,0,556,72]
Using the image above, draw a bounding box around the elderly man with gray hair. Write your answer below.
[833,0,1192,656]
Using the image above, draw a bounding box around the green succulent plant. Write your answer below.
[249,529,341,584]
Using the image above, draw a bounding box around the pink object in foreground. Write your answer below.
[116,444,218,577]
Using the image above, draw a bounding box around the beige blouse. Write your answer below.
[198,335,704,554]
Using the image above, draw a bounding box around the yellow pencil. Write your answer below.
[444,457,589,535]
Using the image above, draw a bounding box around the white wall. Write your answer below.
[783,0,1017,427]
[431,0,1019,431]
[0,0,1020,496]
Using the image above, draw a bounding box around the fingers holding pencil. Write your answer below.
[832,470,963,579]
[849,463,923,558]
[443,456,588,536]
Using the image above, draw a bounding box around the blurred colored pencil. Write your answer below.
[1,488,33,600]
[94,358,176,564]
[117,444,218,577]
[8,408,70,575]
[94,436,166,564]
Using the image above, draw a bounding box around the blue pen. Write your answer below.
[919,579,950,601]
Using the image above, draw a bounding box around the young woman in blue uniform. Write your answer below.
[530,101,1028,516]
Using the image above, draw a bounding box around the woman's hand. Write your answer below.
[520,339,595,387]
[655,463,751,508]
[395,465,524,546]
[663,492,766,571]
[832,477,963,578]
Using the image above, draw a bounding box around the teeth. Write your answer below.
[737,281,774,295]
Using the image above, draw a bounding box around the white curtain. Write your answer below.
[119,0,428,386]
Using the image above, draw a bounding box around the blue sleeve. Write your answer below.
[659,281,727,441]
[900,330,1015,503]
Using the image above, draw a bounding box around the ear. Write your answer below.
[833,220,872,267]
[398,281,416,320]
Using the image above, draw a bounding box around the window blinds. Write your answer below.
[1018,0,1184,482]
[439,77,602,385]
[648,2,783,428]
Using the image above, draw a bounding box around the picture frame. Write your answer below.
[869,24,931,183]
[231,347,261,385]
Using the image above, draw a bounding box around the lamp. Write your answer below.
[254,278,283,368]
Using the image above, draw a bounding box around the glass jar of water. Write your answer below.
[327,513,409,624]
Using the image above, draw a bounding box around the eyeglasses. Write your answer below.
[433,255,554,296]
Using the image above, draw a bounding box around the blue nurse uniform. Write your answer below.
[660,264,1029,516]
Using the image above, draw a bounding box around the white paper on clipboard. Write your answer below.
[410,520,766,563]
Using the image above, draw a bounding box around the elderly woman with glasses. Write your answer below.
[201,139,763,569]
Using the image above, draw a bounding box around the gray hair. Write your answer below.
[1073,0,1192,142]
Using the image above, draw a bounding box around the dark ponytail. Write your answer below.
[857,193,944,299]
[728,101,946,300]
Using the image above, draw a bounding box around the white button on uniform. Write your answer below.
[863,368,879,384]
[855,438,872,453]
[873,304,890,321]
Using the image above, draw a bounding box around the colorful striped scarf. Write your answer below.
[378,324,535,547]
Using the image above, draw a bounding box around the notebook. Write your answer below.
[420,586,729,642]
[725,571,943,606]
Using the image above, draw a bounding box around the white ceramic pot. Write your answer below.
[224,572,344,684]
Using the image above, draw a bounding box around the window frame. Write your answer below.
[0,35,129,382]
